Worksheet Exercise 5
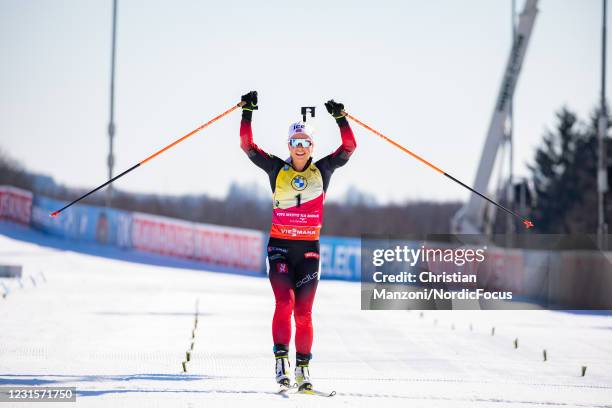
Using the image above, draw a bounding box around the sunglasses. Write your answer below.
[288,138,312,148]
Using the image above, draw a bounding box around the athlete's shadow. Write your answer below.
[78,388,287,398]
[0,373,215,386]
[0,373,287,398]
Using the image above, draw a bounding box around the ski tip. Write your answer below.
[50,211,59,218]
[522,219,534,229]
[297,388,336,397]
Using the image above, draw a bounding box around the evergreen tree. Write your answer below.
[528,107,611,233]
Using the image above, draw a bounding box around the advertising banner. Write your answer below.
[0,186,32,225]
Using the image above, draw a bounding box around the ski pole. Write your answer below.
[343,111,534,229]
[50,101,246,217]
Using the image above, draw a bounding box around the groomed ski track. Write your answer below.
[1,224,611,407]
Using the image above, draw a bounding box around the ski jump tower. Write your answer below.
[452,0,539,234]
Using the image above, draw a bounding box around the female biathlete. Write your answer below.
[239,91,356,391]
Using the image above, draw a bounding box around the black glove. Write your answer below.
[325,99,345,119]
[241,91,258,111]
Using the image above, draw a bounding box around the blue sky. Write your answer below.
[0,0,609,203]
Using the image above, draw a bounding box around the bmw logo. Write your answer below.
[291,175,307,191]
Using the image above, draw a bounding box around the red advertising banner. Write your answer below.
[131,212,263,272]
[0,186,33,225]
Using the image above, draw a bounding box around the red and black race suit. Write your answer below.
[240,111,356,241]
[239,110,356,356]
[267,238,320,356]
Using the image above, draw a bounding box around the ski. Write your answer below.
[276,383,335,397]
[296,388,336,397]
[277,380,294,394]
[277,387,292,395]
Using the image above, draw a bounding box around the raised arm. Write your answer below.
[315,100,357,171]
[239,91,279,173]
[330,115,357,162]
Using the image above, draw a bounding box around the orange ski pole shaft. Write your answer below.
[139,102,244,165]
[50,101,245,217]
[344,111,534,230]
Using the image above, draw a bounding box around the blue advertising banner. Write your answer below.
[30,196,132,247]
[320,236,361,281]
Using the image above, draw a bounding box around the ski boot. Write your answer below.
[295,353,313,391]
[274,344,291,389]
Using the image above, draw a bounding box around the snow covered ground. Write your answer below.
[1,226,612,407]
